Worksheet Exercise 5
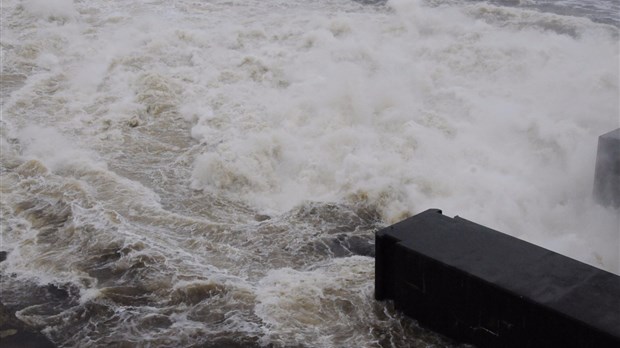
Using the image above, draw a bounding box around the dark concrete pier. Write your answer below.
[593,128,620,208]
[375,209,620,348]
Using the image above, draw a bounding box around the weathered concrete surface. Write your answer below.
[376,209,620,348]
[593,128,620,208]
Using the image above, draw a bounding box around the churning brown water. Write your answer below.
[1,0,618,347]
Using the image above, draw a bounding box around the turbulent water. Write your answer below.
[1,0,618,346]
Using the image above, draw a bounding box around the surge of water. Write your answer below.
[1,0,618,346]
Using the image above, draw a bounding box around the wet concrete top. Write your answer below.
[601,128,620,140]
[377,209,620,339]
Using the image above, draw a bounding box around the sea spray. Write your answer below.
[1,0,618,346]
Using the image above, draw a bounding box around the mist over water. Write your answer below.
[1,0,619,347]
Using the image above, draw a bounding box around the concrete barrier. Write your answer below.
[593,128,620,208]
[375,209,620,347]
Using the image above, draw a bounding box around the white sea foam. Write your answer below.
[1,0,618,346]
[17,126,106,172]
[21,0,78,20]
[184,0,619,269]
[254,257,376,346]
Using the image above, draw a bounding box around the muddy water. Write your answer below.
[1,0,618,347]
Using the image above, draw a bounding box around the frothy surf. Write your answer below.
[1,0,618,346]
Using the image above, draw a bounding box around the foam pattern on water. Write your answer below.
[1,0,618,346]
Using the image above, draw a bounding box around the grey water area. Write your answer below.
[521,0,620,27]
[359,0,619,27]
[459,0,620,27]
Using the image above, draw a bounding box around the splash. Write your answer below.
[1,0,618,347]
